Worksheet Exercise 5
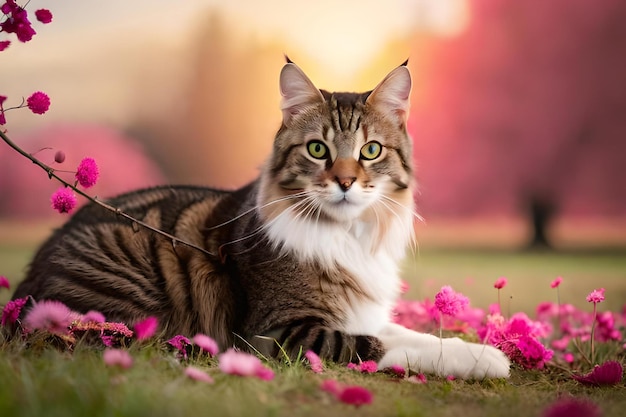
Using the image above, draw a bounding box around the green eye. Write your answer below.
[360,141,382,160]
[307,140,328,159]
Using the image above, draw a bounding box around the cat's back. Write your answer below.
[12,184,239,325]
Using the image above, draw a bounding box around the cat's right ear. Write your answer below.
[279,63,325,125]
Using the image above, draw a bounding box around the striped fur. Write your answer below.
[14,62,423,368]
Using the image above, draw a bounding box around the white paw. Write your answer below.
[379,337,510,379]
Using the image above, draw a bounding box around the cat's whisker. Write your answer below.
[375,197,418,256]
[206,191,309,231]
[379,194,424,223]
[219,195,315,252]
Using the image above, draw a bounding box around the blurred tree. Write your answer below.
[407,0,626,247]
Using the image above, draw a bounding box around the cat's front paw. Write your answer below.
[379,337,510,379]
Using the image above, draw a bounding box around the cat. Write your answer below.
[13,60,510,379]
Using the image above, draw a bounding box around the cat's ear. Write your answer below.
[280,63,325,125]
[366,63,412,125]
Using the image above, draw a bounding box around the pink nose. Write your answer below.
[336,176,356,191]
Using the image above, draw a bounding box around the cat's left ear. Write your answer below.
[280,63,325,125]
[366,63,412,125]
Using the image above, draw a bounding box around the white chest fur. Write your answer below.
[263,209,413,336]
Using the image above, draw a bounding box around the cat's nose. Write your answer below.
[336,176,356,191]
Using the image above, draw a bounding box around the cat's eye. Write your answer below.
[360,141,382,160]
[307,140,328,159]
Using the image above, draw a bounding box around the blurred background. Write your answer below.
[1,0,625,313]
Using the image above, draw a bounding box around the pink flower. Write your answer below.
[572,361,623,386]
[26,91,50,114]
[541,398,601,417]
[320,379,373,407]
[563,353,575,363]
[320,379,342,396]
[168,335,191,358]
[1,296,28,326]
[434,286,469,316]
[82,310,105,323]
[54,150,66,164]
[24,300,72,335]
[75,157,99,188]
[550,276,563,289]
[0,275,9,289]
[407,374,428,384]
[184,366,214,383]
[34,9,53,24]
[0,4,36,43]
[218,348,274,380]
[399,280,410,293]
[304,350,323,373]
[347,360,378,373]
[384,364,406,378]
[0,40,10,51]
[494,277,507,289]
[103,348,133,369]
[51,187,77,214]
[192,333,219,356]
[359,361,378,373]
[338,386,373,407]
[586,288,605,304]
[133,316,158,340]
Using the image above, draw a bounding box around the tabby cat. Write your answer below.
[13,61,510,379]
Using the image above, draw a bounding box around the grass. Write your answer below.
[0,338,624,417]
[1,241,625,416]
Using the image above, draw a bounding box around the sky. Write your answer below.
[2,0,469,134]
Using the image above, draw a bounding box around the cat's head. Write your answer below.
[259,61,415,228]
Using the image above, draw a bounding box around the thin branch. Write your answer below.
[0,129,217,258]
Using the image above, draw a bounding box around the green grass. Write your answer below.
[1,244,626,416]
[0,338,624,417]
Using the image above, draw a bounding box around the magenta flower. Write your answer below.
[168,335,191,358]
[1,296,28,326]
[304,350,323,373]
[493,277,507,289]
[338,386,373,407]
[0,4,37,43]
[434,286,469,316]
[24,300,72,335]
[75,157,99,188]
[218,349,274,380]
[407,374,428,384]
[54,150,66,164]
[51,187,77,214]
[0,275,9,289]
[103,348,133,369]
[572,360,623,386]
[320,379,342,396]
[26,91,50,114]
[81,310,105,323]
[384,364,406,378]
[34,9,53,24]
[550,276,563,289]
[192,333,219,356]
[134,316,158,340]
[320,379,373,407]
[586,288,605,304]
[184,366,214,383]
[541,398,601,417]
[0,40,10,51]
[347,361,377,373]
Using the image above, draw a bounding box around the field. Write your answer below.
[1,232,625,417]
